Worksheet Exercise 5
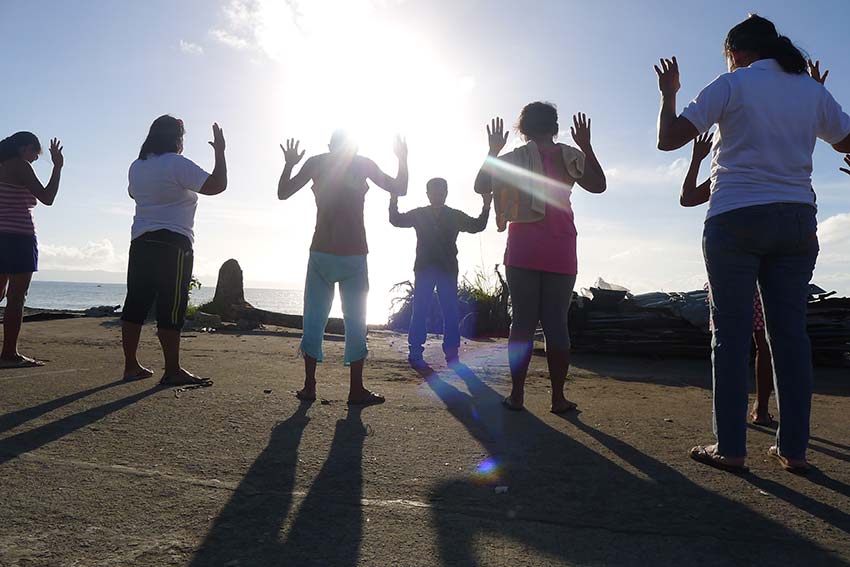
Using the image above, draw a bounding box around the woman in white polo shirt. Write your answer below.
[121,115,227,386]
[655,14,850,472]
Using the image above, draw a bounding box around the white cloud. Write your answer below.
[179,40,204,55]
[208,28,251,50]
[818,212,850,246]
[38,239,125,272]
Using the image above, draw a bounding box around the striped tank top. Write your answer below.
[0,181,37,235]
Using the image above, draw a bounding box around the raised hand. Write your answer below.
[393,135,408,161]
[570,113,592,150]
[486,117,509,156]
[654,57,681,95]
[692,131,713,161]
[482,191,493,208]
[841,155,850,176]
[208,123,226,152]
[280,138,305,166]
[808,59,829,85]
[49,138,64,168]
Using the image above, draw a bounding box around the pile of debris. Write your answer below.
[569,280,850,366]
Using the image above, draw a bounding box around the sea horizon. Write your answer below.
[13,280,400,325]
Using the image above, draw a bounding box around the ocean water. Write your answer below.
[14,281,395,324]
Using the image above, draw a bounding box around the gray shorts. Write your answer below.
[506,266,577,351]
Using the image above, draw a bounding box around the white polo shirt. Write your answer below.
[128,153,210,244]
[681,58,850,219]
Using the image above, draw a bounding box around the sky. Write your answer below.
[4,0,850,320]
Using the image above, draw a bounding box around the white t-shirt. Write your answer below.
[128,153,210,244]
[681,58,850,219]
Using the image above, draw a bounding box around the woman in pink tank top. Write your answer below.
[0,132,64,367]
[474,102,607,413]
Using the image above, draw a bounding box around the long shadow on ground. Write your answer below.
[425,362,847,566]
[0,385,160,466]
[189,403,366,567]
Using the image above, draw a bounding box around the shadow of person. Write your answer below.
[0,385,161,466]
[0,379,126,435]
[190,403,368,567]
[189,400,313,566]
[425,365,847,566]
[282,405,366,566]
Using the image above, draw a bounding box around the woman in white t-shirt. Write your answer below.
[655,14,850,473]
[121,115,227,387]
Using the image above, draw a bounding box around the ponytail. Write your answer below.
[0,132,41,162]
[725,14,807,75]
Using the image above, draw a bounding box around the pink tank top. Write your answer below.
[503,146,578,274]
[0,181,37,235]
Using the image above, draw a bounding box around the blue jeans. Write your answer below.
[703,203,818,459]
[300,252,369,365]
[408,269,460,360]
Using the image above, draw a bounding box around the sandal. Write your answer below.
[295,389,316,402]
[689,444,748,473]
[502,396,524,412]
[123,368,154,382]
[347,392,385,406]
[768,446,811,474]
[750,412,777,427]
[159,373,213,388]
[0,355,45,369]
[551,400,578,414]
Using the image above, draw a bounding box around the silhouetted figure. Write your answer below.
[121,116,228,386]
[389,177,491,368]
[474,103,607,413]
[277,131,408,405]
[0,132,63,368]
[656,14,850,472]
[683,132,777,426]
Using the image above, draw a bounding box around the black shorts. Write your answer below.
[120,230,193,330]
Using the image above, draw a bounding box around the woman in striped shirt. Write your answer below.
[0,132,64,367]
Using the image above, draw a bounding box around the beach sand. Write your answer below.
[0,317,848,566]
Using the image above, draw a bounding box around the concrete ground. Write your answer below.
[0,317,848,566]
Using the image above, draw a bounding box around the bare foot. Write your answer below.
[347,389,385,406]
[159,368,213,387]
[123,363,154,381]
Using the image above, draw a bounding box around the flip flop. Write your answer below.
[689,445,749,473]
[295,390,317,402]
[551,401,578,414]
[768,446,811,474]
[750,412,777,427]
[502,396,524,412]
[347,392,385,406]
[123,368,154,382]
[159,374,213,388]
[0,355,45,369]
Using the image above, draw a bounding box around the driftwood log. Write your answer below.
[202,259,346,334]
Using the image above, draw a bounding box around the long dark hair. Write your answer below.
[138,115,185,160]
[517,101,559,141]
[0,132,41,162]
[724,14,807,74]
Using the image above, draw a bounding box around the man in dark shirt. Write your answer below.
[390,177,491,368]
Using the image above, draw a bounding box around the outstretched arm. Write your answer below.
[459,192,492,233]
[11,138,63,205]
[389,194,415,227]
[368,136,408,196]
[809,60,850,153]
[655,57,699,151]
[570,113,606,193]
[199,124,227,195]
[277,139,314,200]
[680,132,712,207]
[473,117,509,194]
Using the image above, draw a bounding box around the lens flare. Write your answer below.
[472,457,503,484]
